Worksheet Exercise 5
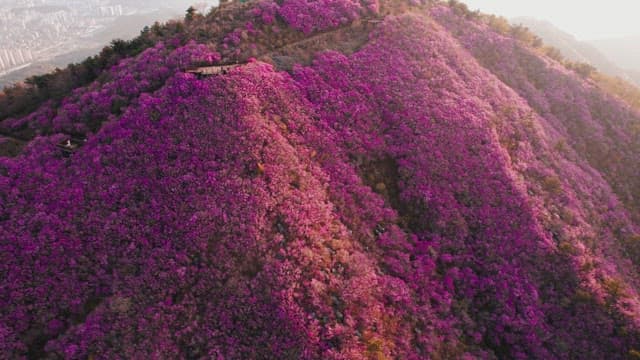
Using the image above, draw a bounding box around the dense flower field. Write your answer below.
[1,0,640,358]
[1,42,219,137]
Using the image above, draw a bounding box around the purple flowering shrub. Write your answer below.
[431,5,640,221]
[1,63,440,358]
[1,42,219,137]
[2,1,640,359]
[278,0,364,34]
[292,14,640,358]
[431,4,640,319]
[249,0,372,35]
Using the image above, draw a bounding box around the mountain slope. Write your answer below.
[589,36,640,85]
[1,0,640,358]
[511,17,638,86]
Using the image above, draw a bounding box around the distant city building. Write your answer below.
[0,0,216,86]
[0,49,34,72]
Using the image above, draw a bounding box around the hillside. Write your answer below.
[1,0,640,358]
[589,36,640,85]
[510,17,638,86]
[0,0,206,88]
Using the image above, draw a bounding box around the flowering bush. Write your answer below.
[1,1,640,359]
[250,0,378,35]
[2,42,219,137]
[292,14,640,357]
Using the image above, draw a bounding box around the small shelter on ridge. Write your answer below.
[185,64,243,77]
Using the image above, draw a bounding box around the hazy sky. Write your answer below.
[462,0,640,40]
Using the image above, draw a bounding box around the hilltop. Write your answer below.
[1,0,640,358]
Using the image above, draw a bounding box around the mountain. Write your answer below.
[0,0,215,89]
[630,70,640,87]
[512,17,640,86]
[589,36,640,84]
[2,0,640,358]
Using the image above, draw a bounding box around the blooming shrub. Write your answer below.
[1,1,640,359]
[251,0,378,35]
[292,14,640,357]
[2,42,219,137]
[431,5,640,220]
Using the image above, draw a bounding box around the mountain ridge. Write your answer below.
[589,35,640,84]
[512,16,640,87]
[1,0,640,358]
